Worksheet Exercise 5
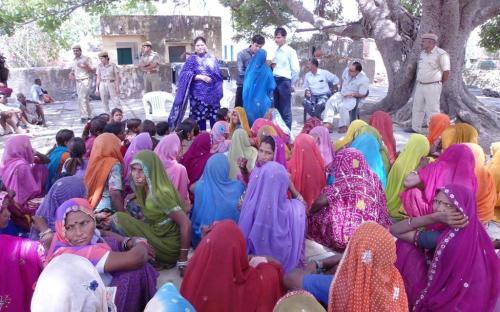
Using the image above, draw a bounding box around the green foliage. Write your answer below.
[479,17,500,53]
[400,0,422,16]
[221,0,294,42]
[0,0,157,36]
[0,0,157,67]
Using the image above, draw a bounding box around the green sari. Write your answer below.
[385,134,429,219]
[114,150,184,264]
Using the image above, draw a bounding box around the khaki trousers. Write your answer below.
[76,78,93,119]
[99,81,121,113]
[144,72,161,92]
[412,82,442,133]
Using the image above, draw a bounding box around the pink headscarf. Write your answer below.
[251,118,289,143]
[309,126,335,167]
[210,121,231,153]
[0,135,42,204]
[154,133,190,203]
[123,133,153,184]
[401,144,478,217]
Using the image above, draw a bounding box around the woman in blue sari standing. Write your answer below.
[168,36,223,131]
[243,49,276,126]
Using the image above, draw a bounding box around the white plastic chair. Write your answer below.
[142,91,173,120]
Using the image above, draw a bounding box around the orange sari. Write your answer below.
[488,142,500,220]
[288,133,326,213]
[441,123,478,150]
[464,143,497,222]
[230,107,252,137]
[328,222,408,312]
[427,113,451,145]
[369,111,397,164]
[84,133,124,209]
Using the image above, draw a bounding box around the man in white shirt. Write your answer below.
[407,33,450,133]
[323,61,370,133]
[272,27,300,129]
[303,58,339,119]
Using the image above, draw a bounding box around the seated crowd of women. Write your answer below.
[0,107,499,312]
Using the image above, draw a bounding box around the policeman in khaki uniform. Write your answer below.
[69,44,94,123]
[408,33,450,134]
[96,51,121,113]
[138,41,161,92]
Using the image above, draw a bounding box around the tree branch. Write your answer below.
[279,0,336,29]
[473,0,500,26]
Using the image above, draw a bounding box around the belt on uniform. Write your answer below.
[146,71,159,74]
[418,81,441,85]
[76,78,89,81]
[101,79,115,82]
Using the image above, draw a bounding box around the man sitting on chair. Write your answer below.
[323,61,370,133]
[302,58,339,119]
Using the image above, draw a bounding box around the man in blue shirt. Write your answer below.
[272,27,300,129]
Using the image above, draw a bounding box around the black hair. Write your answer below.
[216,107,229,121]
[310,58,319,68]
[260,135,276,152]
[141,119,156,137]
[184,118,200,136]
[126,118,142,132]
[104,122,125,137]
[252,34,265,45]
[274,27,287,37]
[176,119,196,141]
[194,36,207,45]
[34,78,41,84]
[111,108,123,116]
[156,121,169,136]
[89,117,107,136]
[64,137,86,176]
[352,61,362,72]
[98,113,110,122]
[56,129,75,146]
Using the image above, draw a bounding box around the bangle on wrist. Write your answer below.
[39,228,52,239]
[122,237,132,251]
[407,217,413,228]
[313,259,323,274]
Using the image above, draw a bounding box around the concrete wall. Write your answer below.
[7,64,172,101]
[101,15,223,59]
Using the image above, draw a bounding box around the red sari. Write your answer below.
[181,220,284,312]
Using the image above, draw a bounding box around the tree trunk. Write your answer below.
[360,0,500,146]
[283,0,500,145]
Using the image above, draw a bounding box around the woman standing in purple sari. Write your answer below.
[391,184,499,311]
[168,36,223,131]
[238,161,306,273]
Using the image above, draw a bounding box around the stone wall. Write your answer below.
[7,64,172,101]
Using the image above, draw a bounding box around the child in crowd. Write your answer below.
[82,117,107,158]
[111,107,123,123]
[125,118,141,143]
[60,137,88,178]
[46,129,74,191]
[176,119,197,158]
[98,113,110,123]
[216,107,229,122]
[104,121,127,156]
[141,119,158,148]
[156,121,169,140]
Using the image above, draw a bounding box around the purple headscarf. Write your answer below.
[30,176,87,239]
[168,53,223,128]
[396,184,500,311]
[238,161,306,272]
[123,133,153,185]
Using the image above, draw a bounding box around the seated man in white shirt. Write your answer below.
[0,91,22,134]
[17,92,46,127]
[323,61,370,133]
[303,58,339,119]
[30,78,54,104]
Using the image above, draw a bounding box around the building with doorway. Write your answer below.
[100,15,222,65]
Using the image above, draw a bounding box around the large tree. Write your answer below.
[226,0,500,144]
